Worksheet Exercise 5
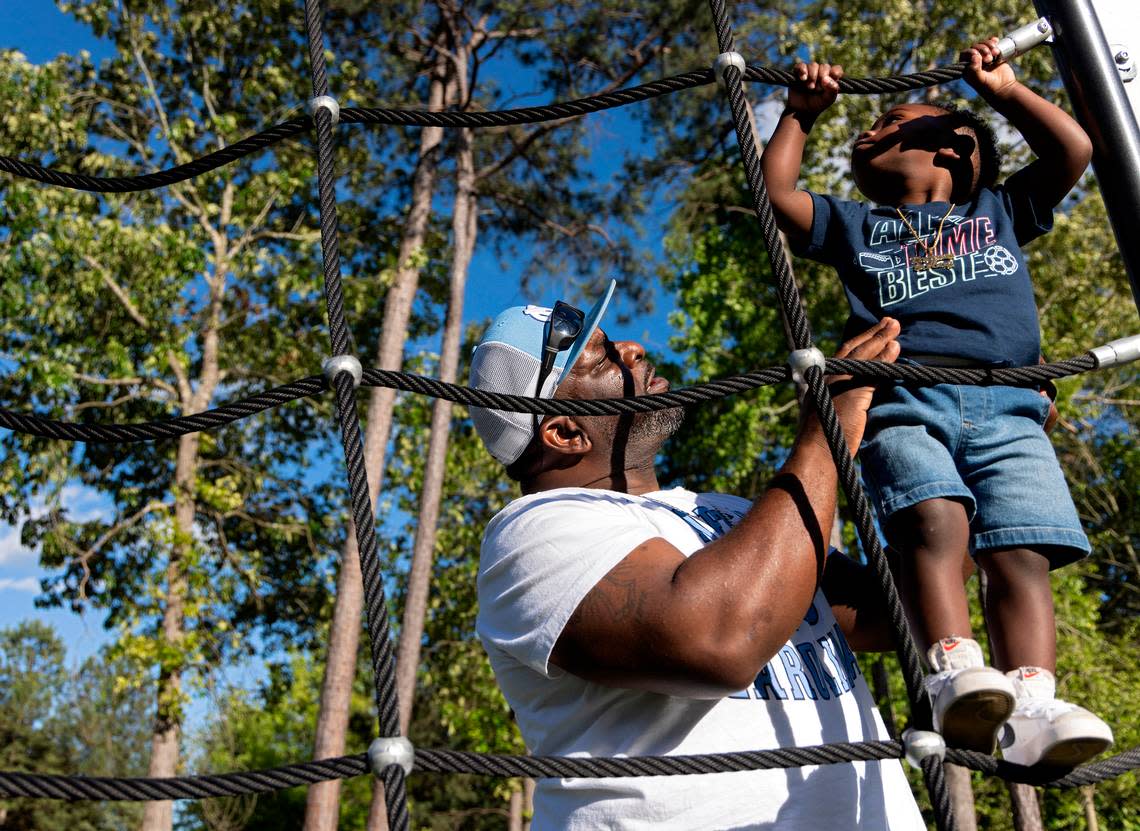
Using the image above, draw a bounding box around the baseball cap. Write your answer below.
[469,280,616,465]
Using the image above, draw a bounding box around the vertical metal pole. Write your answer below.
[1034,0,1140,313]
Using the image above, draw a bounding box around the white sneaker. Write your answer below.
[924,637,1016,753]
[999,668,1114,768]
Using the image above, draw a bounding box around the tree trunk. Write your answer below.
[140,237,227,831]
[138,527,186,831]
[508,783,523,831]
[303,49,453,831]
[1008,782,1044,831]
[869,658,897,739]
[393,129,477,738]
[945,764,977,831]
[523,778,535,831]
[366,49,478,831]
[1080,785,1099,831]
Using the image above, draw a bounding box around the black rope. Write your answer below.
[0,355,1099,443]
[922,754,957,831]
[704,0,950,823]
[0,62,970,194]
[0,1,1134,822]
[706,0,930,703]
[0,376,326,442]
[946,747,1140,788]
[0,118,310,193]
[301,0,407,826]
[3,741,1136,802]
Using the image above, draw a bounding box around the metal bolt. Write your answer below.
[322,354,362,388]
[1116,51,1131,65]
[368,736,415,776]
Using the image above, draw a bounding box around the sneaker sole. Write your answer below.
[941,689,1016,753]
[1034,737,1113,769]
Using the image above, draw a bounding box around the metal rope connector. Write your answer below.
[368,736,415,777]
[902,729,946,770]
[713,52,747,88]
[1090,334,1140,368]
[996,18,1053,62]
[309,94,341,126]
[788,346,826,386]
[322,354,362,388]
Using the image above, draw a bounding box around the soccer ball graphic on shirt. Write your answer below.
[982,244,1019,275]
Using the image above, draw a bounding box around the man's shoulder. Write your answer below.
[486,486,649,529]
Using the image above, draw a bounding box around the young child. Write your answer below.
[761,39,1113,766]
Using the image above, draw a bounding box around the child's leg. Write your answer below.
[977,546,1113,767]
[976,546,1055,672]
[887,496,1016,752]
[886,496,973,652]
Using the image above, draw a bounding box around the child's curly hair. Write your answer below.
[929,102,1002,193]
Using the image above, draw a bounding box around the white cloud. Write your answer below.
[0,524,35,567]
[0,485,111,568]
[59,484,112,523]
[0,577,41,592]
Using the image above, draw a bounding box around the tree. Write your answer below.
[382,347,525,826]
[0,5,403,828]
[306,3,708,827]
[0,620,151,830]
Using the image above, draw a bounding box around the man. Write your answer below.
[470,280,924,829]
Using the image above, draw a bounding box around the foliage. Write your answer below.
[0,0,418,792]
[188,649,378,830]
[0,620,151,830]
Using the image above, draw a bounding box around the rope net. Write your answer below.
[1,1,1137,829]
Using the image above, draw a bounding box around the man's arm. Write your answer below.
[821,553,896,652]
[963,37,1092,206]
[549,318,901,699]
[762,61,843,246]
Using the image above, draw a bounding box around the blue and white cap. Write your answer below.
[469,280,616,465]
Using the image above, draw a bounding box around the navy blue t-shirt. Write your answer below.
[799,179,1051,367]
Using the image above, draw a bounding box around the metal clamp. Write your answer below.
[713,52,747,88]
[368,736,415,776]
[322,354,362,388]
[1090,334,1140,368]
[902,729,946,770]
[309,94,341,126]
[1111,45,1136,82]
[995,18,1053,62]
[788,346,826,386]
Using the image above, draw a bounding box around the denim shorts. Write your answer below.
[859,383,1089,567]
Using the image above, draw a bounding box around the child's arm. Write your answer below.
[762,62,843,246]
[962,37,1093,206]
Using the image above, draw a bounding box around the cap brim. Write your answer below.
[555,279,616,385]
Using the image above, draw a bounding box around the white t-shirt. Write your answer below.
[477,486,924,830]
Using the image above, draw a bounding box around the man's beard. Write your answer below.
[642,404,685,441]
[624,404,685,454]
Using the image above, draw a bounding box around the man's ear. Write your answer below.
[540,415,592,457]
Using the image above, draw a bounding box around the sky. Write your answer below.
[0,3,689,670]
